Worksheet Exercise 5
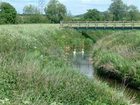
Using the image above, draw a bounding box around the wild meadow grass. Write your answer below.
[0,25,132,105]
[92,30,140,99]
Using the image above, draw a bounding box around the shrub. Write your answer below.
[0,2,17,24]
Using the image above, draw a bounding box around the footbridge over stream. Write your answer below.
[60,21,140,30]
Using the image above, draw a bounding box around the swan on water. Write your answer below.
[73,49,76,56]
[81,49,84,56]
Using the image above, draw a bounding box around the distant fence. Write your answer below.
[60,21,140,30]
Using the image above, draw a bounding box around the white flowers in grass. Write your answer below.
[51,102,63,105]
[34,46,37,49]
[22,100,30,105]
[0,98,9,104]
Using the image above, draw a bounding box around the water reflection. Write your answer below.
[70,51,140,102]
[72,53,94,78]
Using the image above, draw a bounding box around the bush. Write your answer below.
[92,31,140,89]
[0,2,17,24]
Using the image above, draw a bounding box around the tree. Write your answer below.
[44,0,67,23]
[23,4,40,14]
[84,9,101,21]
[109,0,128,20]
[0,2,17,24]
[64,11,73,21]
[102,11,113,21]
[128,5,140,21]
[23,5,46,23]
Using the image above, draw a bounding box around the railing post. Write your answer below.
[67,22,69,28]
[95,21,96,29]
[122,21,124,29]
[95,21,98,29]
[68,21,71,28]
[104,21,106,29]
[86,21,89,29]
[78,21,80,28]
[113,21,116,29]
[86,21,88,28]
[132,21,134,29]
[70,21,72,27]
[106,21,108,28]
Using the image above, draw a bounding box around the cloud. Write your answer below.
[1,0,140,15]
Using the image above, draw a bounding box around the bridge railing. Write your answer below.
[60,21,140,29]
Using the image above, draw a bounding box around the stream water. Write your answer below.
[72,53,94,78]
[71,52,140,103]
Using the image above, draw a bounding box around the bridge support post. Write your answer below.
[68,21,72,28]
[113,21,116,29]
[86,21,89,29]
[132,21,134,29]
[104,21,107,29]
[78,21,80,28]
[95,21,98,30]
[95,21,96,29]
[122,21,125,29]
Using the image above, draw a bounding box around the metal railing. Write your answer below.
[60,21,140,29]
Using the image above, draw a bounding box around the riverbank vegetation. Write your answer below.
[0,24,132,105]
[92,30,140,101]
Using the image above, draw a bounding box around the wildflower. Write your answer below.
[22,100,30,104]
[34,46,37,49]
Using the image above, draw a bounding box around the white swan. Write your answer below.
[73,49,76,56]
[81,49,84,56]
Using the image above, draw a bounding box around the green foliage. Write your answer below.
[127,5,140,21]
[21,5,48,23]
[93,30,140,89]
[77,0,140,21]
[45,0,67,23]
[0,25,131,105]
[16,15,48,24]
[26,15,47,23]
[109,0,128,20]
[84,9,102,21]
[102,11,113,21]
[0,2,17,24]
[63,11,73,21]
[23,4,40,14]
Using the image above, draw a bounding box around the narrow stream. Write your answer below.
[72,53,94,78]
[71,52,140,103]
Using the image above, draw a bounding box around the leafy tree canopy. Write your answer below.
[84,9,102,21]
[23,4,40,15]
[45,0,67,23]
[109,0,128,20]
[128,5,140,20]
[0,2,17,24]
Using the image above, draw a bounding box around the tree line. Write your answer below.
[0,0,140,24]
[79,0,140,21]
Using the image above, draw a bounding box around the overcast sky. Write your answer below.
[1,0,140,15]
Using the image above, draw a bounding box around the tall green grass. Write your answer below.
[92,30,140,90]
[0,25,132,105]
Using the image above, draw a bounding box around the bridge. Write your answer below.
[60,21,140,30]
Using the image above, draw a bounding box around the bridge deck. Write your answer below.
[60,21,140,30]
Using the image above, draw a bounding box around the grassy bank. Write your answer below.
[92,30,140,90]
[0,25,132,105]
